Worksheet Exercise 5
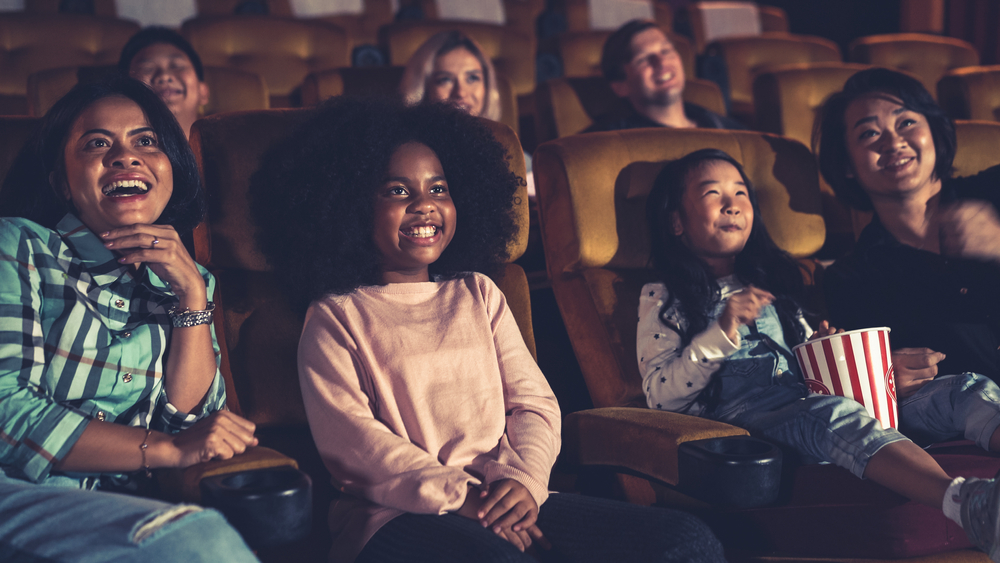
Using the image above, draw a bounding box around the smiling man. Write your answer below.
[118,27,210,139]
[585,20,743,133]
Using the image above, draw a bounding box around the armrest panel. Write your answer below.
[158,446,299,503]
[563,407,748,485]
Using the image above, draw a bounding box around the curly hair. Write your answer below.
[249,97,520,310]
[816,67,956,211]
[0,75,204,234]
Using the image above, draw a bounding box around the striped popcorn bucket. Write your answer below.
[791,327,898,430]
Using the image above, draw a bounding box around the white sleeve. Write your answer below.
[636,283,740,414]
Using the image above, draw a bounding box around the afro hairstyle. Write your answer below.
[249,96,522,310]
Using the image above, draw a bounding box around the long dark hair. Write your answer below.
[817,67,956,211]
[646,149,806,409]
[0,76,203,233]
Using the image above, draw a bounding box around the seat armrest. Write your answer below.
[157,446,299,504]
[562,407,748,486]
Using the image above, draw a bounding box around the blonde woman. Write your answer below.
[401,30,501,121]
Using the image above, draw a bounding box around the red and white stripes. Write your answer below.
[793,328,897,430]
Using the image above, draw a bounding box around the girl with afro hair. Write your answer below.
[249,97,725,563]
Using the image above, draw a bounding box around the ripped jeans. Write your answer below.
[0,472,258,563]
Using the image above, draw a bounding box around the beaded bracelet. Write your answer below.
[168,302,216,328]
[139,429,152,477]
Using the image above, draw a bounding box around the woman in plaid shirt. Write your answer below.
[0,77,258,562]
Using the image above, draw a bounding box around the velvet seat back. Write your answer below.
[534,128,824,409]
[182,16,349,107]
[706,33,842,124]
[0,13,139,114]
[849,33,980,101]
[938,65,1000,122]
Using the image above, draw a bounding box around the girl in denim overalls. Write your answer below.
[637,148,1000,560]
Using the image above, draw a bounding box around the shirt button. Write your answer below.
[96,411,106,422]
[123,373,132,383]
[959,288,969,295]
[114,299,125,308]
[122,332,131,339]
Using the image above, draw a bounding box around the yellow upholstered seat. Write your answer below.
[379,20,536,98]
[705,32,842,125]
[533,127,823,502]
[938,65,1000,122]
[533,75,726,144]
[26,65,269,118]
[0,13,139,114]
[849,33,980,100]
[752,62,875,254]
[182,15,349,107]
[685,1,789,52]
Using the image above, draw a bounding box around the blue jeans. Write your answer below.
[355,492,726,563]
[705,302,908,478]
[0,473,258,563]
[898,372,1000,449]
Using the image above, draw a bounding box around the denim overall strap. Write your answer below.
[704,303,807,422]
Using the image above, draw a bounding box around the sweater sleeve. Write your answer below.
[637,282,739,415]
[480,276,561,507]
[297,299,478,515]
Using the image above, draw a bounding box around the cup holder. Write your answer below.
[677,436,782,508]
[200,466,312,548]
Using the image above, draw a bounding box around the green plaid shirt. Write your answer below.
[0,214,226,484]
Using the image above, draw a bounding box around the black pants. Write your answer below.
[356,492,726,563]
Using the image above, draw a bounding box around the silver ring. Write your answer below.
[151,237,159,247]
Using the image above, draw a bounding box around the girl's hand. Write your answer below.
[719,286,774,342]
[101,224,207,309]
[809,320,844,341]
[152,411,259,468]
[477,479,545,551]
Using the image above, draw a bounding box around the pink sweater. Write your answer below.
[298,274,562,562]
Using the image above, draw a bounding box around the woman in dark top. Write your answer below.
[819,68,1000,436]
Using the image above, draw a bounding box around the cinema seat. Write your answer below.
[533,127,996,560]
[0,13,138,114]
[182,16,349,107]
[938,66,1000,122]
[705,32,842,126]
[849,33,980,101]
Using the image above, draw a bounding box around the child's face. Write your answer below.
[672,160,753,276]
[374,141,456,284]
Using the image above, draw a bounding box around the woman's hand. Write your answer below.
[101,224,206,309]
[719,286,774,342]
[939,201,1000,263]
[151,411,259,468]
[892,348,944,399]
[809,320,844,341]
